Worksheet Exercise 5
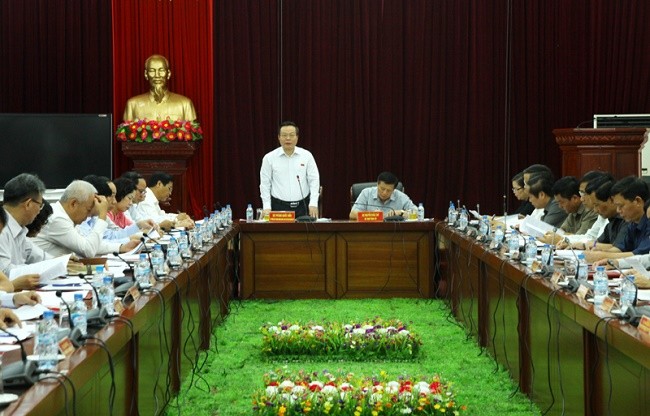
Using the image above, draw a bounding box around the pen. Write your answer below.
[591,240,597,250]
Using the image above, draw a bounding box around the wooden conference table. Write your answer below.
[436,222,650,416]
[238,219,437,299]
[1,226,238,416]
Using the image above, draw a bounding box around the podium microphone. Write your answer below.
[0,327,37,387]
[55,291,85,347]
[295,175,316,222]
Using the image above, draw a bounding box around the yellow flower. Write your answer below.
[278,405,287,415]
[434,403,441,410]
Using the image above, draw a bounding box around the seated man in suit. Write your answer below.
[32,180,139,258]
[586,176,650,263]
[526,173,567,228]
[349,172,417,220]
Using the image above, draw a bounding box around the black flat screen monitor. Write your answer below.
[0,113,113,189]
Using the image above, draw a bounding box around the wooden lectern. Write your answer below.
[553,128,648,178]
[121,141,199,214]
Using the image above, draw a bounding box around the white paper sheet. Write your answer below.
[9,254,72,284]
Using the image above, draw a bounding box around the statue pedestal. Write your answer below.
[121,141,199,214]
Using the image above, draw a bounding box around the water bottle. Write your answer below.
[620,275,636,312]
[225,204,233,225]
[458,209,469,231]
[167,237,182,269]
[191,228,203,251]
[135,253,152,288]
[91,265,106,308]
[508,230,519,256]
[593,266,609,306]
[216,210,225,230]
[540,244,552,266]
[525,236,537,264]
[35,310,59,371]
[99,276,115,315]
[209,213,217,234]
[151,244,165,276]
[417,203,425,221]
[447,202,457,225]
[202,221,212,244]
[70,293,88,336]
[478,215,490,236]
[493,225,504,244]
[179,230,191,258]
[576,253,588,285]
[246,204,254,222]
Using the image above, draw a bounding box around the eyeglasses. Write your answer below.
[31,198,45,211]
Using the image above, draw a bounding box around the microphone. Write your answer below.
[607,259,638,310]
[295,175,316,222]
[142,232,162,245]
[55,291,84,347]
[78,273,108,328]
[0,327,37,387]
[112,251,135,275]
[112,252,136,297]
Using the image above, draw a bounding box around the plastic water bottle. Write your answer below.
[135,253,152,288]
[151,244,165,276]
[478,215,490,236]
[417,203,425,221]
[541,244,552,266]
[458,209,469,231]
[593,266,609,306]
[35,310,59,371]
[191,228,202,251]
[576,253,588,285]
[225,204,233,225]
[70,293,88,336]
[508,230,519,256]
[525,237,537,264]
[447,202,457,225]
[99,276,115,315]
[91,265,106,308]
[620,275,636,312]
[179,231,190,258]
[202,221,212,244]
[246,204,254,222]
[493,226,504,244]
[167,237,182,269]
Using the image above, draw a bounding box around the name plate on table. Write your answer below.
[269,211,296,222]
[358,211,384,222]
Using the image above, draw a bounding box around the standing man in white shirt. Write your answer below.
[260,121,320,219]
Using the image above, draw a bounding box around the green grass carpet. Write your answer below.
[168,299,541,415]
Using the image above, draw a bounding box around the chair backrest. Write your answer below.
[350,181,404,204]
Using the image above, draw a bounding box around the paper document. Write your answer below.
[554,250,584,260]
[38,290,89,310]
[0,325,34,343]
[9,254,72,284]
[621,258,650,278]
[124,242,143,255]
[638,289,650,302]
[12,304,50,322]
[519,216,564,238]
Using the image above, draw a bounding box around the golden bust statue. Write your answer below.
[122,54,197,122]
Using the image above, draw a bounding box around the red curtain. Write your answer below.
[111,0,214,217]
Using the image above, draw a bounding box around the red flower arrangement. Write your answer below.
[115,118,203,143]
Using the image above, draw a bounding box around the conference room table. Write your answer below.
[237,219,438,299]
[436,222,650,416]
[0,225,238,416]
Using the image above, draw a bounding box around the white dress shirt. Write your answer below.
[31,201,120,258]
[130,188,176,223]
[565,214,609,244]
[0,212,51,277]
[259,146,320,210]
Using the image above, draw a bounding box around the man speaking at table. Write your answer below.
[259,121,320,220]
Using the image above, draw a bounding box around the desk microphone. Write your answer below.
[112,251,134,275]
[78,273,108,328]
[111,251,136,297]
[0,327,37,387]
[142,232,162,245]
[55,291,85,347]
[295,175,316,222]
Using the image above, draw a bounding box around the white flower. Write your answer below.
[386,381,400,394]
[414,381,430,394]
[267,326,279,333]
[279,380,295,390]
[280,393,295,403]
[400,408,413,414]
[344,324,353,331]
[370,392,383,403]
[378,328,388,334]
[398,329,410,336]
[289,324,300,331]
[362,325,374,331]
[265,385,278,396]
[372,384,384,393]
[400,391,413,401]
[311,325,324,331]
[322,385,338,395]
[353,328,366,334]
[292,385,306,395]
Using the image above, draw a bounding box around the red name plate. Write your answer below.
[269,211,296,222]
[358,211,384,222]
